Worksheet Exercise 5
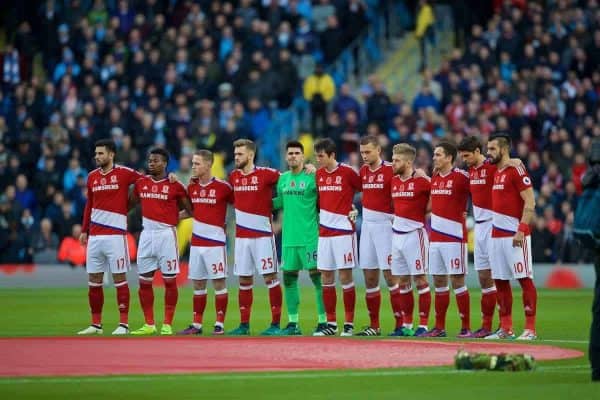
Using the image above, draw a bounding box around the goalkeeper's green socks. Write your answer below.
[310,271,327,324]
[283,272,300,323]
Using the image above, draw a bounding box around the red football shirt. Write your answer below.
[229,166,280,238]
[468,161,497,222]
[82,164,143,235]
[491,165,533,238]
[360,161,394,222]
[430,168,470,243]
[317,163,362,237]
[188,177,233,246]
[134,175,188,229]
[391,174,431,232]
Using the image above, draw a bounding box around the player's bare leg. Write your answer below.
[228,276,253,335]
[450,274,471,337]
[260,271,283,335]
[78,272,105,335]
[423,274,449,337]
[315,269,339,336]
[472,269,497,338]
[339,268,355,336]
[358,268,382,336]
[178,278,207,335]
[131,271,157,335]
[413,274,431,336]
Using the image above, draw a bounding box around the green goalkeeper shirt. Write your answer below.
[273,170,319,247]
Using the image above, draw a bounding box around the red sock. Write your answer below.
[138,278,155,325]
[163,277,178,325]
[454,286,470,330]
[434,288,450,330]
[495,279,513,331]
[342,283,356,324]
[88,283,104,325]
[399,286,414,326]
[322,284,337,323]
[365,287,381,329]
[518,278,537,331]
[417,284,431,326]
[239,285,253,324]
[481,287,497,331]
[215,289,228,325]
[267,279,282,325]
[389,285,403,328]
[115,281,130,325]
[193,290,207,325]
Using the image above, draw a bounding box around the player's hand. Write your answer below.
[512,231,524,248]
[79,233,88,245]
[167,173,180,183]
[348,204,359,223]
[507,158,524,168]
[414,168,429,179]
[304,163,317,174]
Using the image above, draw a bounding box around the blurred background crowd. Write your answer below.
[0,0,597,265]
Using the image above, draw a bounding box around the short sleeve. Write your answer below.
[512,167,533,192]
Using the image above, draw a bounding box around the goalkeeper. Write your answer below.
[274,140,328,335]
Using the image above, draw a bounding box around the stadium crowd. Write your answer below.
[0,0,597,266]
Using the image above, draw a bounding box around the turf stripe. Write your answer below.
[0,365,589,384]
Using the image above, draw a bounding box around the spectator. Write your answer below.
[303,64,335,136]
[57,223,86,267]
[531,218,555,262]
[31,217,59,264]
[415,0,435,71]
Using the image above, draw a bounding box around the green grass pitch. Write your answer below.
[0,287,596,399]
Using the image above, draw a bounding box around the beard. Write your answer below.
[235,159,248,169]
[489,154,502,164]
[95,158,109,168]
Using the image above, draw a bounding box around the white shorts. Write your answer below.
[137,228,180,275]
[317,234,358,271]
[189,245,228,280]
[490,236,533,280]
[359,222,392,270]
[474,220,493,271]
[86,235,131,274]
[429,241,468,275]
[391,228,429,276]
[233,236,278,276]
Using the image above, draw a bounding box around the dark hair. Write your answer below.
[95,139,116,153]
[314,138,336,156]
[457,136,483,153]
[149,147,170,163]
[489,133,512,150]
[195,149,214,164]
[436,140,458,163]
[359,135,380,147]
[286,140,304,153]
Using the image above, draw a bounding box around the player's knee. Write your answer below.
[88,273,103,284]
[212,278,226,291]
[283,272,299,287]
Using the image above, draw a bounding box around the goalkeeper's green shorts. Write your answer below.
[281,244,318,271]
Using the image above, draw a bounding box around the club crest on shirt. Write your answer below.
[290,180,296,188]
[209,189,216,197]
[446,180,453,188]
[377,174,384,182]
[335,176,342,184]
[299,181,306,189]
[162,185,169,194]
[408,182,414,190]
[111,175,117,183]
[481,169,486,177]
[251,176,258,185]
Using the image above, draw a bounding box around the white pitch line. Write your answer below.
[538,339,589,344]
[0,365,590,385]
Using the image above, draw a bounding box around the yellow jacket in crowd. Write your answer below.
[303,73,336,102]
[416,3,435,38]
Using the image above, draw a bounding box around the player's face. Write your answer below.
[486,140,503,164]
[94,146,113,168]
[234,146,252,170]
[315,150,334,169]
[433,147,452,170]
[147,153,166,176]
[359,143,380,167]
[191,155,210,177]
[459,150,477,167]
[286,147,304,169]
[391,154,407,175]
